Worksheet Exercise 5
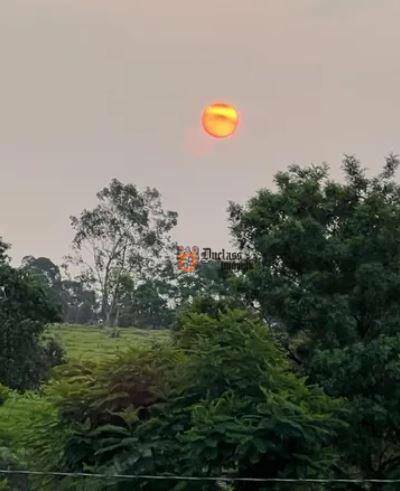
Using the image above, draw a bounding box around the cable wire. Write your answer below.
[1,469,400,484]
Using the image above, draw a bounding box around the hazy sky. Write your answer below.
[1,0,400,265]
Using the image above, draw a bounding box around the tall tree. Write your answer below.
[228,155,400,483]
[68,179,177,326]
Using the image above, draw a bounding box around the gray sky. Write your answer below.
[1,0,400,265]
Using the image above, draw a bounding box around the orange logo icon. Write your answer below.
[177,246,199,272]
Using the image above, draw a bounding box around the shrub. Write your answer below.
[22,310,345,490]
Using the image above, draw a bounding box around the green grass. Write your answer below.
[0,390,55,487]
[0,324,169,428]
[47,324,170,362]
[0,391,52,442]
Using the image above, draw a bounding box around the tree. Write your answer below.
[21,256,62,287]
[117,277,174,329]
[171,259,244,311]
[0,244,63,389]
[228,155,400,483]
[21,256,97,325]
[68,179,177,326]
[60,279,97,325]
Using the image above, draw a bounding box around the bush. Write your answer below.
[23,309,345,490]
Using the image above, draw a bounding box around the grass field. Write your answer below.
[47,323,170,361]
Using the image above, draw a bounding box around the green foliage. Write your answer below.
[172,260,245,312]
[0,255,63,390]
[22,255,98,324]
[228,155,400,480]
[27,310,344,490]
[68,178,178,326]
[173,295,250,336]
[118,278,175,329]
[0,323,166,490]
[169,310,344,485]
[0,391,58,490]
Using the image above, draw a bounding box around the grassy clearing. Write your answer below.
[47,324,170,362]
[0,325,169,423]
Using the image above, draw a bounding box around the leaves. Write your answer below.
[68,179,178,326]
[229,155,400,480]
[0,259,63,390]
[25,310,343,490]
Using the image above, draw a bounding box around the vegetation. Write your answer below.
[229,155,400,483]
[0,239,63,390]
[22,256,97,325]
[2,157,400,489]
[7,309,343,490]
[0,324,167,490]
[68,179,178,327]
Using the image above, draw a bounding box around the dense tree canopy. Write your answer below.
[117,277,174,328]
[22,256,97,325]
[0,243,63,389]
[228,155,400,482]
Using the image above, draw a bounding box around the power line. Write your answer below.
[1,469,400,484]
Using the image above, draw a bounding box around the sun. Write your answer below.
[202,102,239,138]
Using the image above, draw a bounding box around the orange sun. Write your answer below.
[202,102,239,138]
